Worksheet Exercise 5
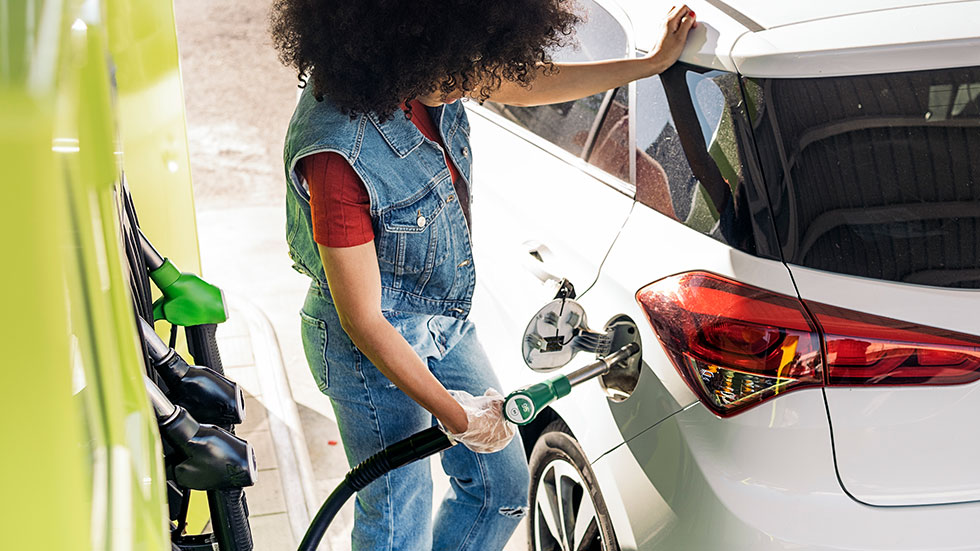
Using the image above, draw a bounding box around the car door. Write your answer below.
[466,0,636,397]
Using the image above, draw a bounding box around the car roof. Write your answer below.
[611,0,980,77]
[630,0,966,31]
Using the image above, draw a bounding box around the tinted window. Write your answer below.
[748,66,980,288]
[488,93,607,156]
[593,65,779,257]
[636,73,692,221]
[483,0,628,157]
[587,86,628,180]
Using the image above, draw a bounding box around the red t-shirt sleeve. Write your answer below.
[301,152,375,248]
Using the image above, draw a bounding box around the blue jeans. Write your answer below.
[300,284,530,550]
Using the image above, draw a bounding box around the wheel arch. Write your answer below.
[518,406,573,459]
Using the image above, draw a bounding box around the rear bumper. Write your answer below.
[591,389,980,550]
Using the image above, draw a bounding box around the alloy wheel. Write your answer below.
[532,457,606,551]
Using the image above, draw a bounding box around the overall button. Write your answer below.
[461,146,469,158]
[417,214,426,227]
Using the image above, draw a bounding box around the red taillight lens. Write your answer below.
[636,272,823,417]
[636,271,980,417]
[809,302,980,386]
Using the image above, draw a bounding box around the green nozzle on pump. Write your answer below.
[149,259,228,325]
[140,228,227,326]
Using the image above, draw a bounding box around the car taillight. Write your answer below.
[808,302,980,386]
[636,272,980,417]
[635,272,823,417]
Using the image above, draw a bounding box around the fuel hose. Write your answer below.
[297,426,454,551]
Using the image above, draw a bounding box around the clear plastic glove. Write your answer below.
[445,388,516,454]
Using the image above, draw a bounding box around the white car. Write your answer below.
[465,1,980,549]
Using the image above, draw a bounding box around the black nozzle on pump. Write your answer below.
[160,408,258,490]
[140,318,245,426]
[157,354,245,426]
[145,375,257,490]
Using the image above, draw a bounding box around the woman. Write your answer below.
[270,2,696,549]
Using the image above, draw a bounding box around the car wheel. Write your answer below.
[528,420,619,551]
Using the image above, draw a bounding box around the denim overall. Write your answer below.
[284,88,529,550]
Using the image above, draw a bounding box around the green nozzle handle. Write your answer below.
[149,259,228,326]
[503,375,572,425]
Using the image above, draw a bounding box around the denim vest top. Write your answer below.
[283,88,476,319]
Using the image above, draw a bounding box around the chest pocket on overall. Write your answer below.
[377,186,452,286]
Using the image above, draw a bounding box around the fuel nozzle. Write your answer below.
[139,228,228,326]
[140,318,245,426]
[504,342,640,425]
[145,375,257,490]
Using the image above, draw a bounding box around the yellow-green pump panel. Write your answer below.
[105,0,213,533]
[107,0,202,278]
[0,0,202,548]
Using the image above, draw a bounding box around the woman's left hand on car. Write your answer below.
[643,4,698,75]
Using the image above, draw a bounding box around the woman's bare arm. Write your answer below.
[483,5,696,107]
[317,241,469,433]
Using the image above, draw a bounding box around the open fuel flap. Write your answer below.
[520,289,642,404]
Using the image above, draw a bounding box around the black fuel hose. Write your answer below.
[298,426,454,551]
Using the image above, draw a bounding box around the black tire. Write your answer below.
[185,323,253,551]
[527,420,619,551]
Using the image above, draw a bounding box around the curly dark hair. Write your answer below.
[269,0,581,119]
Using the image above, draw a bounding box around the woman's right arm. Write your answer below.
[317,241,470,434]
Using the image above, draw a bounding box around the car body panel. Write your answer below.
[731,3,980,78]
[621,0,980,78]
[467,0,647,461]
[597,393,980,550]
[696,0,965,30]
[790,265,980,506]
[496,199,804,461]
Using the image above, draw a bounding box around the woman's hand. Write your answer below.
[445,389,516,454]
[642,5,698,77]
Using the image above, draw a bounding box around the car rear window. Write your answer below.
[746,66,980,289]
